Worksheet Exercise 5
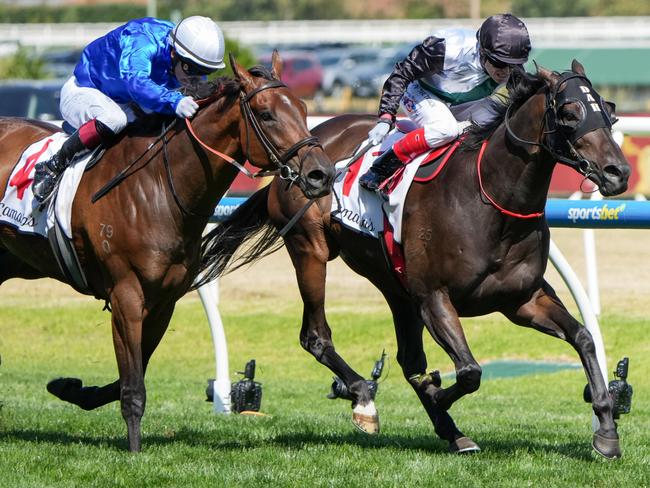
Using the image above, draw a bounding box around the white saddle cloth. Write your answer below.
[331,130,435,244]
[0,132,91,239]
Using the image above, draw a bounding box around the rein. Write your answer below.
[92,120,177,203]
[239,80,321,184]
[278,140,373,237]
[504,73,612,179]
[93,79,322,218]
[483,71,616,220]
[184,116,255,178]
[476,139,544,219]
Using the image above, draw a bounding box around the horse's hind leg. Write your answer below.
[47,302,174,414]
[284,231,377,433]
[0,250,44,283]
[387,293,478,453]
[504,281,620,459]
[417,291,483,413]
[47,378,120,410]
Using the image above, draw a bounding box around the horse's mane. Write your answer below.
[182,65,275,103]
[126,65,275,136]
[461,68,546,150]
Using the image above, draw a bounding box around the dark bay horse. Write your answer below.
[202,61,630,458]
[0,52,334,452]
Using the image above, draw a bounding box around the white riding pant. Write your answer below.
[401,82,470,148]
[60,76,138,133]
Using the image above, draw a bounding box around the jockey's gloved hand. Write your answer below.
[176,96,199,118]
[368,115,393,145]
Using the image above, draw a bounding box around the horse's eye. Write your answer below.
[559,103,584,128]
[259,111,274,122]
[561,111,579,122]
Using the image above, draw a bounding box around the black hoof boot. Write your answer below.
[359,148,403,192]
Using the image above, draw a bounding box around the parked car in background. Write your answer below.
[352,44,415,98]
[0,78,65,121]
[318,47,378,96]
[259,51,323,99]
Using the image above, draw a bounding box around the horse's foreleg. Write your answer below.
[387,295,475,452]
[418,290,482,411]
[110,281,147,453]
[286,233,377,433]
[505,281,620,459]
[141,302,175,373]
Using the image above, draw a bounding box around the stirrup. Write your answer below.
[359,169,383,191]
[32,162,60,203]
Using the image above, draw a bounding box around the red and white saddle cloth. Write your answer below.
[331,123,459,285]
[331,124,458,243]
[0,133,91,239]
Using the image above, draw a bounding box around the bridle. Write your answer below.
[504,72,615,179]
[186,79,321,185]
[478,71,616,220]
[239,80,321,183]
[93,79,322,218]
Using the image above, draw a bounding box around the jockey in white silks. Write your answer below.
[359,13,532,192]
[32,16,226,202]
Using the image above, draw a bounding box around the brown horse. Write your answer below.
[202,61,630,458]
[0,53,334,452]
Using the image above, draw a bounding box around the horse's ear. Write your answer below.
[571,59,586,76]
[536,63,560,90]
[271,49,283,80]
[230,53,254,88]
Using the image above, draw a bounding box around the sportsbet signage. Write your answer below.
[545,200,649,228]
[567,202,626,224]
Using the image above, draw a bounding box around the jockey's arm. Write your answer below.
[450,83,509,127]
[378,36,446,119]
[119,34,183,115]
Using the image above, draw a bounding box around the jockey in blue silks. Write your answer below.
[32,16,226,202]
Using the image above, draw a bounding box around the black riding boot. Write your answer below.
[32,120,113,203]
[32,131,87,202]
[358,148,404,192]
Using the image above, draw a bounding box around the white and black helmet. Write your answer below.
[169,16,226,73]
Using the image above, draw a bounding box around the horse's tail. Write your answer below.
[192,185,282,290]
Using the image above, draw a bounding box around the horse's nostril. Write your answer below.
[603,164,629,181]
[307,169,327,183]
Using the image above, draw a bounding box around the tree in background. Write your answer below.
[510,0,592,17]
[1,0,649,23]
[0,47,48,80]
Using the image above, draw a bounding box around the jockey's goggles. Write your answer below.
[484,52,518,70]
[179,56,216,77]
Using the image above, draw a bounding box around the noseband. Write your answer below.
[505,72,614,179]
[239,80,321,183]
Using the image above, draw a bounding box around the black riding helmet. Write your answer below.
[478,13,531,66]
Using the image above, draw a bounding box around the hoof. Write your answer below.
[592,433,621,459]
[352,412,380,435]
[47,377,82,401]
[449,436,481,454]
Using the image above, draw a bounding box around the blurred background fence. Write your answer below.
[1,11,649,195]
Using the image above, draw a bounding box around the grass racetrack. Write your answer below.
[1,228,649,487]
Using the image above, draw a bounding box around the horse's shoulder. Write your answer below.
[314,113,376,160]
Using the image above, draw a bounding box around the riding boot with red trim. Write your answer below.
[359,128,430,192]
[32,119,114,202]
